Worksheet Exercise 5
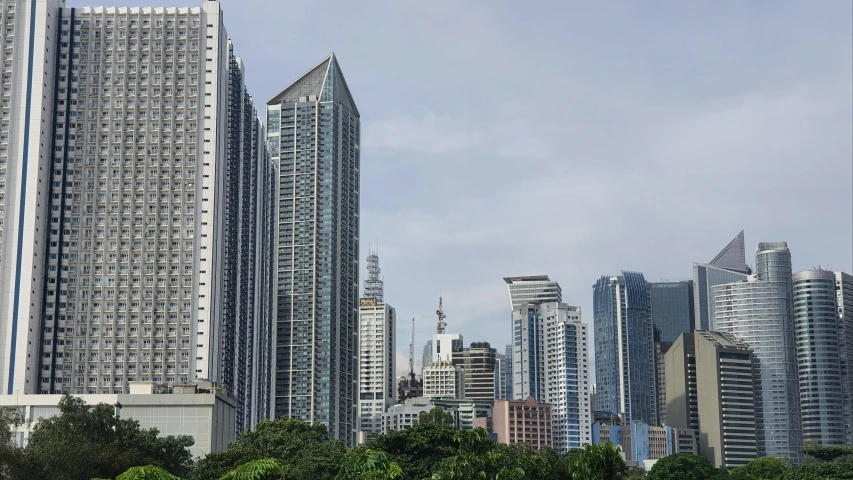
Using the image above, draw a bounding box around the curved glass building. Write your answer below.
[713,242,801,462]
[793,269,846,445]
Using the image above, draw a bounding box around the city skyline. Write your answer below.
[67,0,853,382]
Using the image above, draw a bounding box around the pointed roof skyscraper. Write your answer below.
[708,230,750,274]
[267,53,359,116]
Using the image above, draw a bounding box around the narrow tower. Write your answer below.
[364,244,383,302]
[436,297,447,334]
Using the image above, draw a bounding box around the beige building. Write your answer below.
[491,396,553,451]
[0,381,235,458]
[423,361,465,399]
[666,331,758,468]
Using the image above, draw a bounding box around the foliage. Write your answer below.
[732,456,792,480]
[800,440,853,463]
[116,465,182,480]
[366,421,458,479]
[24,395,194,480]
[645,453,715,480]
[336,448,402,480]
[219,458,288,480]
[418,407,455,428]
[779,461,853,479]
[567,442,625,480]
[189,416,344,480]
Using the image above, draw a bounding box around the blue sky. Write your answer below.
[77,0,853,379]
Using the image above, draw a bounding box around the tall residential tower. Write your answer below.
[266,53,360,443]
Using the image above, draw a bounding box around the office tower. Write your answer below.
[356,249,395,444]
[693,231,751,330]
[452,342,496,401]
[648,281,694,343]
[0,1,277,435]
[422,361,464,399]
[504,275,562,310]
[494,351,507,399]
[837,272,853,444]
[654,341,673,426]
[793,269,845,445]
[665,335,698,431]
[0,0,66,396]
[648,280,693,426]
[266,53,360,442]
[512,301,590,452]
[593,272,654,425]
[396,375,422,403]
[491,397,554,450]
[666,331,757,468]
[421,340,433,375]
[504,344,512,400]
[429,333,463,364]
[714,242,801,462]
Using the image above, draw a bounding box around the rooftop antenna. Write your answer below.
[436,296,447,334]
[409,317,415,377]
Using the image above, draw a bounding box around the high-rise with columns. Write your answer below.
[0,1,276,435]
[266,53,360,443]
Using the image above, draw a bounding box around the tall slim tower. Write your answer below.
[511,301,590,452]
[356,250,395,445]
[503,275,562,311]
[836,271,853,444]
[714,242,801,462]
[266,53,360,443]
[0,0,67,396]
[793,269,846,445]
[692,231,751,330]
[592,272,654,425]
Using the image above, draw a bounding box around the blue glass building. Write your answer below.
[649,281,694,343]
[593,271,654,424]
[692,231,751,330]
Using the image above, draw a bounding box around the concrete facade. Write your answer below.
[0,381,236,458]
[491,396,553,451]
[422,360,464,399]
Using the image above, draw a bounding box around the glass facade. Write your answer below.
[267,54,360,444]
[713,242,801,462]
[793,270,846,445]
[592,272,654,424]
[837,272,853,445]
[692,231,751,331]
[648,280,694,343]
[504,275,562,311]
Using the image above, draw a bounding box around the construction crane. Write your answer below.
[409,317,415,376]
[436,296,447,334]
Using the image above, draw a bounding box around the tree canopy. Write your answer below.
[645,453,715,480]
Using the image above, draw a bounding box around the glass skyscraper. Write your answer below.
[793,269,846,445]
[266,53,360,443]
[504,275,562,311]
[693,231,751,331]
[648,280,694,343]
[837,272,853,445]
[713,242,801,462]
[593,271,654,424]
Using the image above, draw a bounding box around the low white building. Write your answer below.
[0,381,236,458]
[422,361,465,399]
[382,397,493,433]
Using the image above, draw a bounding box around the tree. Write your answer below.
[566,442,625,480]
[336,448,402,480]
[0,407,31,480]
[189,416,344,480]
[418,407,455,428]
[645,453,715,480]
[732,456,792,480]
[366,422,458,479]
[800,440,853,463]
[116,465,181,480]
[25,395,194,480]
[780,462,853,480]
[220,459,289,480]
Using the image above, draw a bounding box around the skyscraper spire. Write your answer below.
[364,244,384,302]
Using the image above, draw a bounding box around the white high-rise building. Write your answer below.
[512,301,590,452]
[504,275,562,311]
[0,0,67,397]
[0,1,276,435]
[356,248,395,444]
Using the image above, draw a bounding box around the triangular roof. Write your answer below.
[708,230,750,273]
[266,53,359,117]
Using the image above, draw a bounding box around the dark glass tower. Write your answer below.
[266,54,360,443]
[593,271,654,424]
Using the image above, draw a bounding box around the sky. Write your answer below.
[75,0,853,380]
